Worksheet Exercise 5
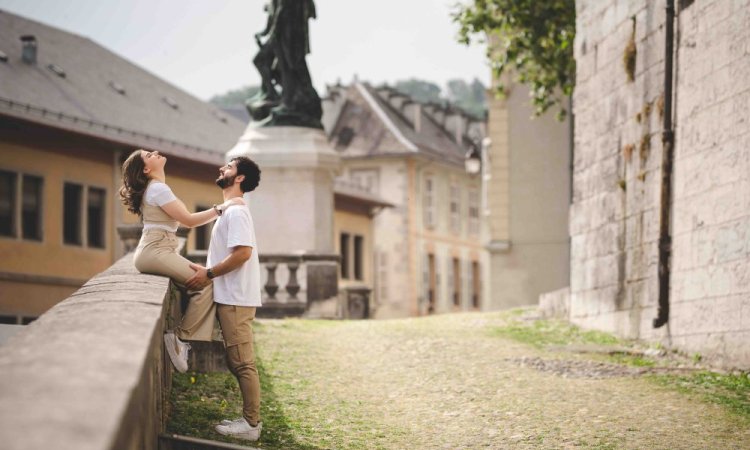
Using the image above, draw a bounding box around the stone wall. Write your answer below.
[571,0,750,367]
[0,253,176,450]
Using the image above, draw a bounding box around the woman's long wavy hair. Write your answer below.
[119,149,149,216]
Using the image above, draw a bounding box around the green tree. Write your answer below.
[446,78,487,119]
[393,78,443,105]
[209,85,260,107]
[453,0,576,119]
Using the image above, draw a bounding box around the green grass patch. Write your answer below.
[167,357,322,449]
[491,318,620,348]
[650,371,750,420]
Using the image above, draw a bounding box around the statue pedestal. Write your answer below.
[226,126,340,255]
[227,126,341,318]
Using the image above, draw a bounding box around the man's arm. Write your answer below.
[185,246,252,290]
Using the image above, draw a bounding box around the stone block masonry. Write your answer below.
[570,0,750,367]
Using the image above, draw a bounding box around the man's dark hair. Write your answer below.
[232,156,261,193]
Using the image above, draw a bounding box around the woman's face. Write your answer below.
[140,150,166,176]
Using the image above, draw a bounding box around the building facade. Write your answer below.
[323,82,489,319]
[485,76,572,311]
[571,0,750,367]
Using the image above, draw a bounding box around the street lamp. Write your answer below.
[465,136,491,175]
[465,144,481,175]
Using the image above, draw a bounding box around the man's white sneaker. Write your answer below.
[163,332,190,373]
[215,419,261,441]
[220,417,245,426]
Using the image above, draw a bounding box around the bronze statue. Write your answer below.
[246,0,323,129]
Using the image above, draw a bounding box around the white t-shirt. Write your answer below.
[207,205,262,307]
[143,182,178,232]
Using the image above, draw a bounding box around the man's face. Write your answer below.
[216,160,239,189]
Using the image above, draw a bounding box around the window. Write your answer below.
[87,187,105,248]
[63,183,83,245]
[427,253,436,314]
[472,261,481,309]
[450,185,461,233]
[340,233,350,279]
[468,189,480,235]
[353,235,363,281]
[0,171,44,241]
[453,258,461,307]
[423,177,435,229]
[0,170,17,237]
[22,175,43,241]
[377,250,389,303]
[63,182,107,248]
[340,233,364,281]
[194,205,213,250]
[350,169,379,194]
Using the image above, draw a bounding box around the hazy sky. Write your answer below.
[0,0,490,101]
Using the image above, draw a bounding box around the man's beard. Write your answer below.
[215,173,235,189]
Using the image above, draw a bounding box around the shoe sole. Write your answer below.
[164,333,188,373]
[214,427,259,441]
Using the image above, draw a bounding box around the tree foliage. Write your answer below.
[393,78,443,105]
[394,78,487,120]
[445,78,488,119]
[453,0,576,119]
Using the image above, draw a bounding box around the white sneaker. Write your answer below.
[215,419,262,441]
[164,332,190,373]
[220,417,245,426]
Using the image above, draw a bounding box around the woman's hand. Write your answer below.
[222,197,246,210]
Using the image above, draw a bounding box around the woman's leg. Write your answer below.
[134,231,216,342]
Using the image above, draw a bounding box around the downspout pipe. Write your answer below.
[654,0,676,328]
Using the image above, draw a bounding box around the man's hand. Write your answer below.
[186,263,211,290]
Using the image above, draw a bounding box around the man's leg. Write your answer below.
[216,305,261,432]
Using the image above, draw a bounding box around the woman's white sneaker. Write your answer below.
[163,332,189,373]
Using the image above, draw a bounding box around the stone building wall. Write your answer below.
[571,0,750,367]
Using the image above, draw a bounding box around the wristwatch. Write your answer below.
[212,204,223,216]
[207,268,216,279]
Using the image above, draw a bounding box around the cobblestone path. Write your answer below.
[254,312,749,449]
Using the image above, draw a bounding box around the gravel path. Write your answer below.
[254,312,749,449]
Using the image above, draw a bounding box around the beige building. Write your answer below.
[0,11,246,322]
[484,77,572,310]
[323,82,489,318]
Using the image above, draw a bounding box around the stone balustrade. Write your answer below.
[188,250,341,319]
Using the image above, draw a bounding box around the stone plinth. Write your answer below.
[227,126,340,255]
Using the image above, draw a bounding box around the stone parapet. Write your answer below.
[0,253,177,450]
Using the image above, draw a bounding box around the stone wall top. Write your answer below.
[0,253,170,450]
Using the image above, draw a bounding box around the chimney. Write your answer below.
[402,101,422,132]
[448,112,465,145]
[20,35,37,65]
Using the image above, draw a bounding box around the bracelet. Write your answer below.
[212,204,223,216]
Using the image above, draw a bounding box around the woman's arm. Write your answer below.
[160,198,244,228]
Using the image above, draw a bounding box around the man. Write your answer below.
[183,156,263,442]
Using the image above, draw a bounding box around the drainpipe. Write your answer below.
[654,0,675,328]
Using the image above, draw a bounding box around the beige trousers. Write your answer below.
[133,229,215,342]
[217,304,261,425]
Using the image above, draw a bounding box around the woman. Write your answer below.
[119,149,243,372]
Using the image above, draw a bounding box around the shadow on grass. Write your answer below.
[167,356,322,449]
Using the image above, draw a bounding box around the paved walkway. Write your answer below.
[254,312,749,449]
